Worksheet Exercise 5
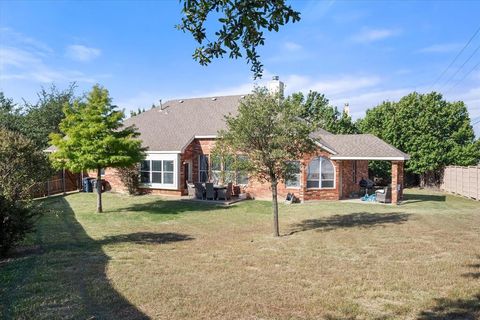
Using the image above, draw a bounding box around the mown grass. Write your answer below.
[1,189,479,319]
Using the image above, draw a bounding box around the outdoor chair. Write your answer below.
[205,183,215,200]
[194,183,205,200]
[187,182,195,199]
[375,186,392,203]
[217,182,232,201]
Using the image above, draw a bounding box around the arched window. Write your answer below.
[307,157,335,188]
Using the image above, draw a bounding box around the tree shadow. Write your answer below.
[106,197,230,215]
[0,196,195,319]
[418,294,480,320]
[99,232,193,245]
[462,256,480,279]
[288,212,410,235]
[402,193,446,204]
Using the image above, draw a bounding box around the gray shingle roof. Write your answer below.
[123,95,244,151]
[123,95,409,160]
[317,134,410,160]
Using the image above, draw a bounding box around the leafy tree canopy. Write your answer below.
[291,91,359,134]
[177,0,300,79]
[215,88,315,236]
[359,92,480,182]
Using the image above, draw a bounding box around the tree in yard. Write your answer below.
[50,85,146,213]
[177,0,300,79]
[358,92,480,186]
[0,128,53,256]
[215,88,315,236]
[292,91,359,134]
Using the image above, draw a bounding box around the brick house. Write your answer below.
[104,79,410,204]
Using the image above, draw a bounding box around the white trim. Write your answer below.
[314,141,337,155]
[330,156,409,160]
[180,135,218,153]
[147,151,182,154]
[140,154,179,190]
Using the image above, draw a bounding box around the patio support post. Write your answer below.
[391,161,405,204]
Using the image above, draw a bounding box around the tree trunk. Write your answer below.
[271,179,280,237]
[96,167,103,213]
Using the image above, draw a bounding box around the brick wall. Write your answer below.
[341,160,369,198]
[391,161,405,204]
[100,138,373,201]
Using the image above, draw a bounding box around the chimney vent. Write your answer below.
[268,75,284,99]
[343,103,350,116]
[211,97,217,101]
[179,100,184,103]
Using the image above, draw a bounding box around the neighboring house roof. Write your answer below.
[123,95,244,152]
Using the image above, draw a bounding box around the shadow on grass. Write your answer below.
[99,232,193,245]
[288,212,410,235]
[462,256,480,279]
[403,193,446,203]
[418,294,480,320]
[106,197,230,215]
[0,196,195,319]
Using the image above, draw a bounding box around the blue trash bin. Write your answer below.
[82,177,93,192]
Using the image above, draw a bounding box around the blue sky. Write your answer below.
[1,0,479,135]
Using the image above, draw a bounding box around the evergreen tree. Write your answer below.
[50,85,145,212]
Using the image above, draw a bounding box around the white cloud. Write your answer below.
[351,28,401,43]
[284,41,302,51]
[66,44,101,62]
[0,27,53,56]
[417,43,462,53]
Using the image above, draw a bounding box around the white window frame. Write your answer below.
[285,160,301,189]
[198,154,209,183]
[140,153,178,190]
[306,157,336,189]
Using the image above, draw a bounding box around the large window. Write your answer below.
[285,161,301,188]
[140,159,174,185]
[201,154,249,185]
[306,157,335,189]
[199,155,209,183]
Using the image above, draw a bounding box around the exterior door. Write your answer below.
[183,161,192,189]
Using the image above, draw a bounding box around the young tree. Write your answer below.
[50,85,145,212]
[292,91,359,134]
[177,0,300,79]
[216,88,315,236]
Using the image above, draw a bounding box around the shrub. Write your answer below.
[117,166,141,195]
[0,196,40,257]
[0,128,51,257]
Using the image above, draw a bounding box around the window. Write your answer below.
[203,154,249,185]
[140,159,174,185]
[236,155,249,185]
[306,157,335,189]
[285,161,301,188]
[199,155,209,183]
[352,161,357,183]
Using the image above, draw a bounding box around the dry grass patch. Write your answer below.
[1,189,479,319]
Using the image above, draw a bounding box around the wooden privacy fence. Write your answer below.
[441,166,480,200]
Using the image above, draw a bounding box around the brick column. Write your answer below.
[391,161,404,204]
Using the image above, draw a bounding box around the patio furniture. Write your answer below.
[217,182,232,200]
[205,183,215,200]
[187,182,195,199]
[375,186,392,203]
[194,183,205,200]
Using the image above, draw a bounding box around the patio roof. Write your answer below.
[313,133,410,160]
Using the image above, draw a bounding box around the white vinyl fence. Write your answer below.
[441,166,480,200]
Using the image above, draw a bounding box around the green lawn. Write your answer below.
[1,189,479,319]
